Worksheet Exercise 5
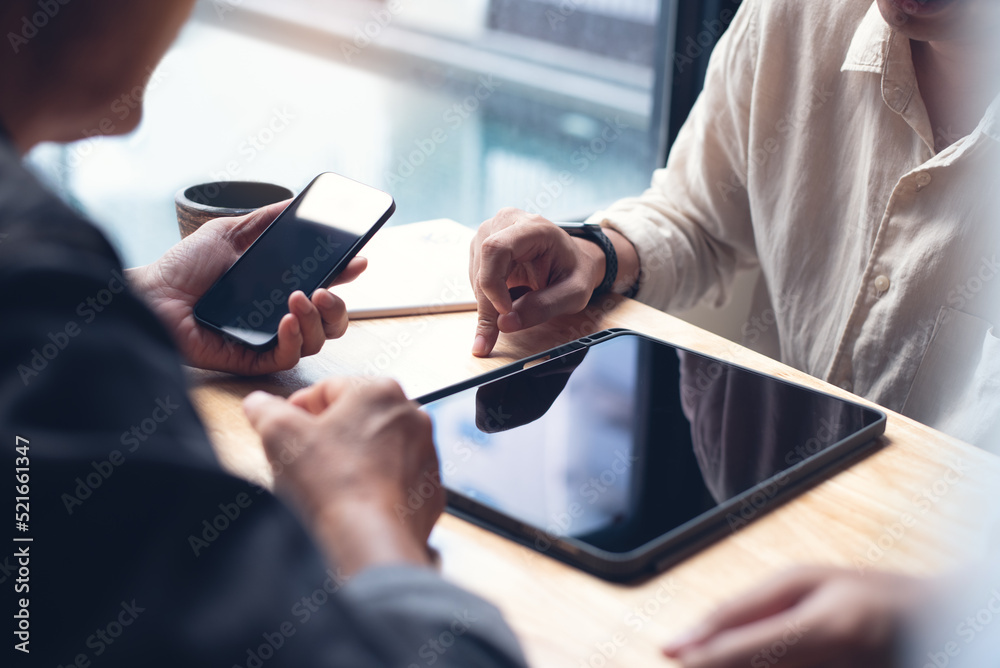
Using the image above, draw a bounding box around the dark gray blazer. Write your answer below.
[0,130,527,668]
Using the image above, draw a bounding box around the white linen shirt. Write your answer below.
[587,0,1000,448]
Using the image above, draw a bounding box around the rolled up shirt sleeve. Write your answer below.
[586,0,761,311]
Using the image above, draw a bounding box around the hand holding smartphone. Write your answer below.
[194,172,395,350]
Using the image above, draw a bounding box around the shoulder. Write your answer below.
[738,0,875,63]
[0,138,122,281]
[750,0,872,34]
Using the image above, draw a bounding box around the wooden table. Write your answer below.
[188,295,1000,668]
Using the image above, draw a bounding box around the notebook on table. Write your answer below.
[337,219,477,319]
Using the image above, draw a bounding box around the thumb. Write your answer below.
[243,390,305,443]
[504,277,590,332]
[227,199,292,252]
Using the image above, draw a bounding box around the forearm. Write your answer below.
[312,498,433,576]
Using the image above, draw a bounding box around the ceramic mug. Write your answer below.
[175,181,293,238]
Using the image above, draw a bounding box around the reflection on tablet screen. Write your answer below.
[422,334,881,555]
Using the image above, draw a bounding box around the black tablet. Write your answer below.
[418,329,886,582]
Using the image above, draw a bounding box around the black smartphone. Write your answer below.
[194,172,395,350]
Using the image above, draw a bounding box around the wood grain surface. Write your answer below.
[187,285,1000,668]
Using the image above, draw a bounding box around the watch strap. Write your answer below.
[556,223,617,298]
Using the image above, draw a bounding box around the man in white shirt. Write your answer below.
[468,0,1000,450]
[545,0,1000,665]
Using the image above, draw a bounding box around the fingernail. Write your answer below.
[243,391,271,410]
[662,627,709,656]
[472,335,489,357]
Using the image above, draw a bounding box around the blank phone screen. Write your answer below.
[195,173,393,347]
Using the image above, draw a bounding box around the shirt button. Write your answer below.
[874,275,891,292]
[915,172,932,188]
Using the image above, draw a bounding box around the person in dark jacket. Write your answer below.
[0,2,527,666]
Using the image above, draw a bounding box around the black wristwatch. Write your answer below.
[556,222,622,299]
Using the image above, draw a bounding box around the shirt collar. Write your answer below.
[842,2,937,152]
[841,3,892,75]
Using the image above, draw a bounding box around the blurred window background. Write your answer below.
[27,0,674,266]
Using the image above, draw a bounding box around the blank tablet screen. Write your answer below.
[422,333,882,555]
